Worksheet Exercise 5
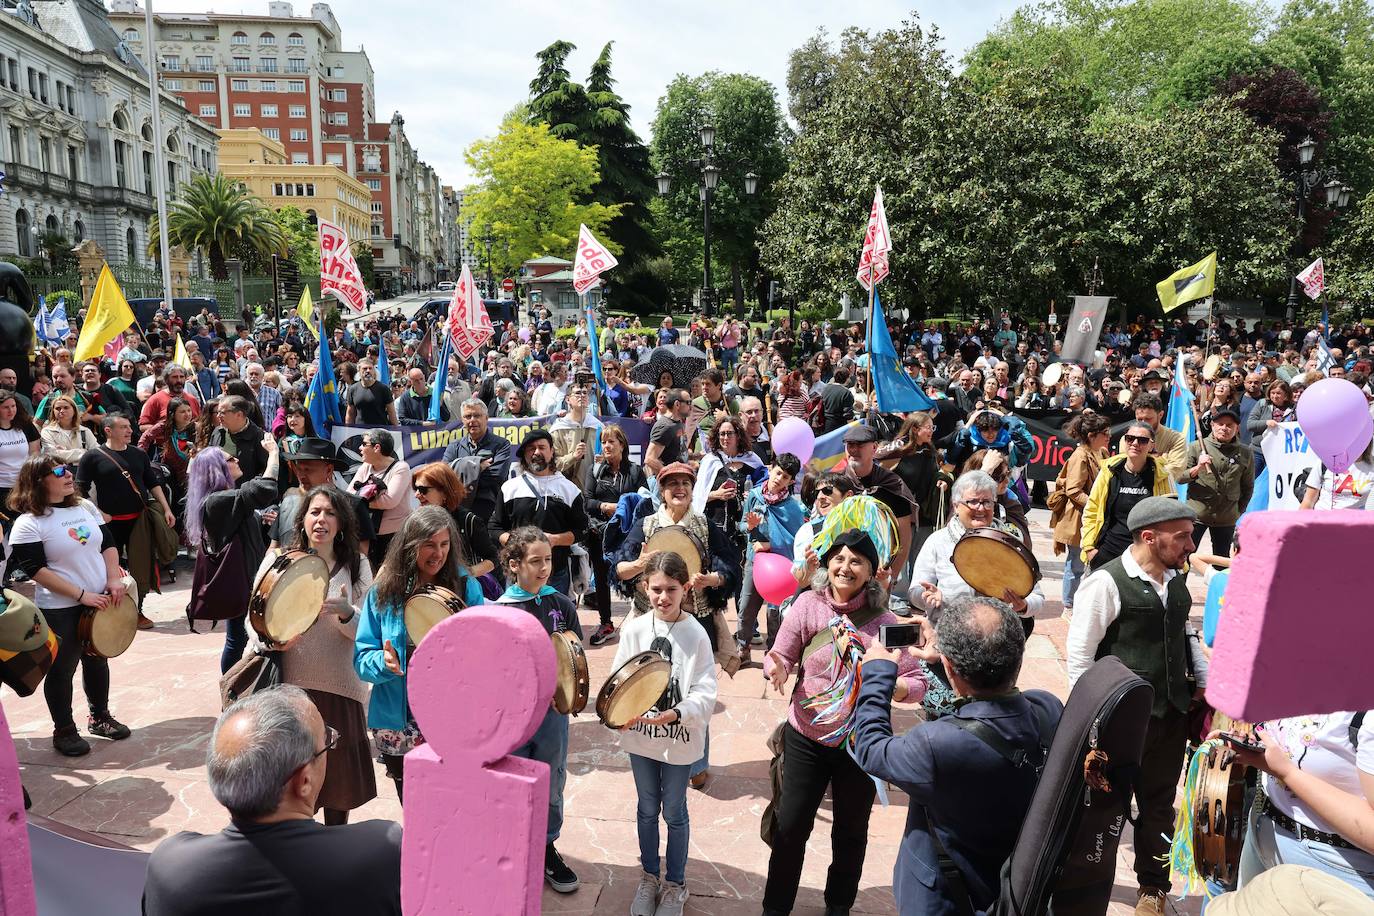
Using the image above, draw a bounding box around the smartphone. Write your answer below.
[880,623,924,649]
[1220,733,1263,752]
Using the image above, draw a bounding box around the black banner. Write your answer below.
[1016,409,1132,481]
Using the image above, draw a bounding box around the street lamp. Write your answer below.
[1285,136,1352,318]
[481,229,494,300]
[655,126,759,317]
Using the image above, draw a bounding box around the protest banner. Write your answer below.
[1260,420,1323,509]
[1013,409,1135,482]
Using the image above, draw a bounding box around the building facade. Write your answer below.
[110,1,446,296]
[0,0,218,264]
[217,127,369,242]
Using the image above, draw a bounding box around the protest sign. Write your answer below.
[1259,420,1322,510]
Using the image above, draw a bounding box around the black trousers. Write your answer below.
[382,753,405,804]
[1192,522,1235,557]
[1133,708,1189,892]
[43,605,110,730]
[590,543,612,627]
[763,722,876,912]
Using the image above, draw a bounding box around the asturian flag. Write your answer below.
[1165,352,1198,498]
[856,185,891,292]
[1298,258,1325,300]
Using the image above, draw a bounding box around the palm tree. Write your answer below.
[149,173,285,280]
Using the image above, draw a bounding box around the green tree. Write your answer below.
[650,71,790,312]
[461,115,624,271]
[151,173,285,280]
[352,242,375,291]
[528,41,661,311]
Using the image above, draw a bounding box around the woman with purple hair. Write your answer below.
[186,439,280,672]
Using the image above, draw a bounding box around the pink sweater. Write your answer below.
[765,588,926,745]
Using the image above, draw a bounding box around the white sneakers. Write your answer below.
[655,881,688,916]
[630,872,659,916]
[629,874,688,916]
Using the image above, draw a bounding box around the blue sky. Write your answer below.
[144,0,1024,185]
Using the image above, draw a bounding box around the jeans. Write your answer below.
[221,614,248,674]
[43,605,110,730]
[1239,799,1374,899]
[763,723,876,912]
[628,754,692,885]
[513,706,569,843]
[1192,523,1236,558]
[735,551,766,650]
[1061,549,1085,609]
[1133,709,1190,892]
[720,346,738,374]
[688,727,710,779]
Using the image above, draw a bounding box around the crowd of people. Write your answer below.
[1,296,1372,916]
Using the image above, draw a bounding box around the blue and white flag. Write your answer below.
[1315,337,1337,375]
[35,297,52,344]
[47,297,71,341]
[1165,353,1198,498]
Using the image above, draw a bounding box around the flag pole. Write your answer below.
[865,264,876,411]
[140,0,176,318]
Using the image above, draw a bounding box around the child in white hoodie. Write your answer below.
[611,552,718,916]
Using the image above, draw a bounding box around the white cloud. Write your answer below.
[146,0,1021,186]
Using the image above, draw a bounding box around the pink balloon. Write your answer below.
[772,416,815,464]
[518,327,531,342]
[1296,377,1374,474]
[753,551,799,605]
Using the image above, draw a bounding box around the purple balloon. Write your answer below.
[518,327,531,342]
[772,416,815,465]
[1296,377,1374,474]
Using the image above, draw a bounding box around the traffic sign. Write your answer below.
[502,277,515,292]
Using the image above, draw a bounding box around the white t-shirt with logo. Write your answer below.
[8,500,109,609]
[1315,459,1374,510]
[1265,712,1374,835]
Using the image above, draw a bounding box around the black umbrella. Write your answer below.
[630,344,709,390]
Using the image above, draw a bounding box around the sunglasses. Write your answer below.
[413,484,432,495]
[1124,434,1153,446]
[50,465,70,478]
[817,485,851,498]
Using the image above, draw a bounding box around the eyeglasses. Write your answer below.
[283,725,339,786]
[413,484,432,495]
[1124,434,1153,446]
[960,499,995,509]
[50,465,69,478]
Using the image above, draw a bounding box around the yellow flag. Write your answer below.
[1156,251,1217,313]
[73,264,137,362]
[297,286,316,337]
[173,334,193,370]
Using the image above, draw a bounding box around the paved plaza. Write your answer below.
[3,509,1204,915]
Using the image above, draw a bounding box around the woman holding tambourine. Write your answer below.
[254,484,375,825]
[354,505,465,803]
[6,454,131,757]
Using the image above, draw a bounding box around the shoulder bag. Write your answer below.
[98,448,177,565]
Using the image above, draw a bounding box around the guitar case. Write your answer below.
[991,656,1154,916]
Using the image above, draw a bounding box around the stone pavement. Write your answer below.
[3,509,1205,915]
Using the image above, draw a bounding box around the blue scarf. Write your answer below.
[498,584,558,605]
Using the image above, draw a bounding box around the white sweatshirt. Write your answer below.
[611,611,718,765]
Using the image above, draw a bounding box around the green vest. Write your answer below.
[1096,556,1192,718]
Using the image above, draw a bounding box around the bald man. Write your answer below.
[143,686,402,915]
[397,366,447,425]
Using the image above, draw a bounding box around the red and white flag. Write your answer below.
[572,224,618,295]
[447,264,492,360]
[856,185,891,292]
[318,219,367,313]
[103,332,126,364]
[1298,257,1325,300]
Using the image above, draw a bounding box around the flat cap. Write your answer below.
[842,425,879,444]
[1211,407,1241,423]
[1127,496,1197,532]
[657,461,696,484]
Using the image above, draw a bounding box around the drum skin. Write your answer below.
[551,631,589,714]
[952,527,1041,600]
[78,575,139,658]
[404,585,465,647]
[596,651,671,728]
[643,526,706,579]
[250,550,329,645]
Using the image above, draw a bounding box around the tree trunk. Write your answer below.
[732,262,745,319]
[209,243,227,281]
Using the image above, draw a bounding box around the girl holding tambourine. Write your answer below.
[613,552,718,916]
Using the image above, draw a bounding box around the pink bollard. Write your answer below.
[402,604,557,916]
[1207,511,1374,721]
[0,702,36,916]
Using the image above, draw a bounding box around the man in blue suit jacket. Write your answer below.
[853,597,1062,916]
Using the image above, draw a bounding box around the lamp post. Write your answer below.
[655,124,759,318]
[1285,136,1353,318]
[481,229,494,301]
